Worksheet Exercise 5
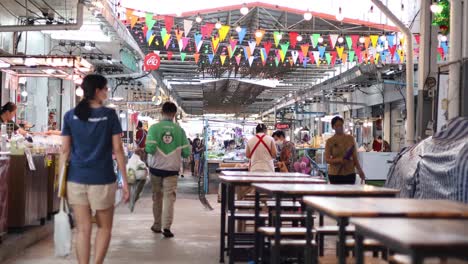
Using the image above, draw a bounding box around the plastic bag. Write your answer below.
[54,198,72,257]
[126,153,148,183]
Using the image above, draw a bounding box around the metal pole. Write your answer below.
[464,0,468,58]
[371,0,415,146]
[448,0,463,119]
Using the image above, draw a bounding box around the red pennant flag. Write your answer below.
[437,47,444,59]
[142,25,148,39]
[388,46,397,58]
[194,53,200,64]
[289,32,299,48]
[263,41,272,56]
[354,48,362,63]
[308,51,315,65]
[350,35,360,49]
[330,51,337,66]
[414,34,421,45]
[167,51,173,61]
[164,16,174,33]
[201,23,215,39]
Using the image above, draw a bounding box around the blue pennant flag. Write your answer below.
[441,42,449,55]
[146,30,154,42]
[243,46,249,61]
[380,51,387,63]
[303,57,309,68]
[238,27,247,44]
[208,54,214,64]
[318,46,326,58]
[387,35,395,47]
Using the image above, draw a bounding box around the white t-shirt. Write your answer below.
[246,133,275,172]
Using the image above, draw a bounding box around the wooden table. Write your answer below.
[252,184,399,264]
[221,171,312,177]
[302,197,468,264]
[218,176,326,264]
[351,218,468,264]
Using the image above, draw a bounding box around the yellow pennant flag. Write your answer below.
[211,36,220,53]
[341,52,348,63]
[162,34,171,46]
[279,50,286,62]
[370,35,379,48]
[148,35,155,46]
[336,46,344,59]
[375,53,380,64]
[218,25,230,41]
[398,50,405,63]
[400,36,405,47]
[220,55,227,65]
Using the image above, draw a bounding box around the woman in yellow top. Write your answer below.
[325,116,365,184]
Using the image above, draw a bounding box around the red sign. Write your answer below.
[275,123,290,130]
[143,53,160,71]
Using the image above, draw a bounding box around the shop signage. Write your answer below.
[275,123,290,130]
[143,53,161,71]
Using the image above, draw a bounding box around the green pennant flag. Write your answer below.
[280,42,289,56]
[325,52,331,65]
[311,33,320,48]
[348,51,356,62]
[180,52,186,62]
[275,58,280,67]
[145,13,156,30]
[273,31,282,47]
[345,36,353,50]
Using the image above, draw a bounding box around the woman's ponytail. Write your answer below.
[74,74,107,121]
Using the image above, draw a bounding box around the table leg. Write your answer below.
[411,253,424,264]
[338,217,349,264]
[227,184,235,264]
[355,233,364,264]
[304,207,315,264]
[254,190,260,263]
[271,193,282,264]
[219,183,226,263]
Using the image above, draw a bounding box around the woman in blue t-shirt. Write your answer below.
[61,74,129,264]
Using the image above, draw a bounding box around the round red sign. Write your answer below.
[143,53,160,71]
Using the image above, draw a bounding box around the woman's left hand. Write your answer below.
[122,182,130,203]
[358,169,366,183]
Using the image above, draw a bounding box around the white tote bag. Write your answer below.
[54,198,72,257]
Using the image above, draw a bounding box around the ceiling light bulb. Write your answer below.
[318,36,324,43]
[195,15,202,23]
[359,36,365,43]
[430,3,442,13]
[236,26,242,32]
[380,35,387,42]
[240,4,249,15]
[337,36,344,43]
[336,7,344,21]
[440,35,448,42]
[215,21,222,29]
[21,90,28,97]
[296,35,303,42]
[75,87,84,97]
[255,30,263,38]
[303,10,312,21]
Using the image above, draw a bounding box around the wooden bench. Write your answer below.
[345,238,387,259]
[319,256,388,264]
[315,225,356,256]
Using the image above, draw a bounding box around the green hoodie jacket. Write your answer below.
[145,120,191,176]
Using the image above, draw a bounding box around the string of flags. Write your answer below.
[120,7,449,68]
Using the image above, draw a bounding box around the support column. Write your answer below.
[384,103,391,143]
[417,0,439,140]
[448,0,463,119]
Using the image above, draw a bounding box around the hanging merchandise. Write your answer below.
[311,33,320,48]
[183,19,193,37]
[329,34,339,49]
[164,16,174,33]
[218,25,231,41]
[437,47,445,60]
[431,0,450,34]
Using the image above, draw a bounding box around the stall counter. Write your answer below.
[358,152,397,181]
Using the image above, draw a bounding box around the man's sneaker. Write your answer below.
[163,229,174,238]
[151,227,161,233]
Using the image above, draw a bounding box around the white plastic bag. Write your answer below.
[54,198,72,257]
[126,153,148,182]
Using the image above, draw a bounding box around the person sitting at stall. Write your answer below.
[372,136,383,152]
[246,124,277,172]
[272,130,296,172]
[325,116,366,184]
[0,102,27,136]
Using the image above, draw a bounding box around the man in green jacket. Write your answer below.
[145,101,191,238]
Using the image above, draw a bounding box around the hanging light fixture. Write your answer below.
[359,36,366,44]
[75,87,84,97]
[195,14,202,23]
[255,29,263,38]
[240,3,249,15]
[21,90,28,97]
[296,34,303,42]
[336,7,344,21]
[303,9,312,21]
[318,35,324,43]
[337,36,344,43]
[215,20,222,29]
[430,1,443,13]
[236,25,242,32]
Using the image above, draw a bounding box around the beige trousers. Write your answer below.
[151,175,178,230]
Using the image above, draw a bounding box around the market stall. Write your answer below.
[0,157,10,241]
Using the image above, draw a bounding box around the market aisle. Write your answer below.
[5,176,222,264]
